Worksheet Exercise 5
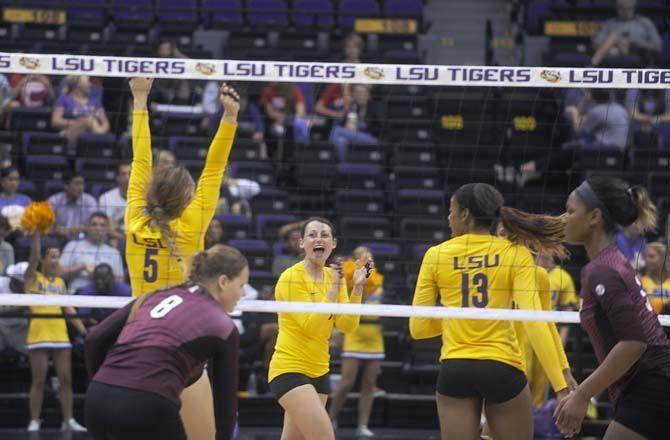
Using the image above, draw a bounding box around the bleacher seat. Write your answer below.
[631,149,670,172]
[153,113,203,137]
[25,155,70,181]
[10,107,52,131]
[202,0,244,28]
[249,270,277,293]
[77,133,118,158]
[256,214,298,241]
[338,0,380,29]
[571,149,626,171]
[394,190,445,217]
[339,216,392,249]
[22,132,67,156]
[335,189,386,216]
[90,182,116,199]
[344,142,387,164]
[229,139,261,161]
[219,214,255,241]
[293,142,336,163]
[648,172,670,198]
[110,0,153,26]
[156,0,198,27]
[169,136,210,160]
[295,163,337,189]
[44,179,66,196]
[66,0,107,42]
[392,143,436,166]
[360,242,402,278]
[250,189,290,216]
[335,163,385,190]
[247,0,289,27]
[399,218,448,245]
[75,158,118,183]
[18,180,37,200]
[392,166,440,190]
[227,162,274,186]
[293,0,334,28]
[384,0,423,20]
[229,239,271,272]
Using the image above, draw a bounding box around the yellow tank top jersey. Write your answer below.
[410,234,567,392]
[26,273,70,349]
[125,110,237,295]
[341,258,385,358]
[641,275,670,314]
[547,266,578,310]
[269,262,363,381]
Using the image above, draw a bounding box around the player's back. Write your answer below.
[429,234,534,368]
[93,285,233,403]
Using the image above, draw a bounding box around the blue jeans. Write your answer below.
[330,126,378,161]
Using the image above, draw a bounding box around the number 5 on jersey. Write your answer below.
[143,248,158,282]
[461,273,489,308]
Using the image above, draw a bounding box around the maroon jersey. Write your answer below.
[580,245,670,407]
[85,285,239,440]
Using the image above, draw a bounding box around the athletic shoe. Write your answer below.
[62,418,87,432]
[355,426,375,437]
[27,420,40,432]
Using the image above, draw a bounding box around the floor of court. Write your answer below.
[0,428,600,439]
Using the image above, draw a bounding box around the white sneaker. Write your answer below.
[27,420,40,432]
[355,426,375,437]
[62,418,87,432]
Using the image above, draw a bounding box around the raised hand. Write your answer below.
[129,77,154,110]
[353,252,374,288]
[220,83,240,121]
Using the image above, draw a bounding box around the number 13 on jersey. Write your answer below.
[461,273,489,308]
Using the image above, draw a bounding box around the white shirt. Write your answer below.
[98,187,126,232]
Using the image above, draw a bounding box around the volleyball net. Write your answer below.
[0,52,669,322]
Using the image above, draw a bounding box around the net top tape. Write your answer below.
[3,294,670,326]
[1,52,669,89]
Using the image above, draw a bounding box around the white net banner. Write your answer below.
[1,52,670,88]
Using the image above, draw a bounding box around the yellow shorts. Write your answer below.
[342,323,384,360]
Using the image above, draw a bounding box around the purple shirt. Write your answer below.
[85,286,239,440]
[580,245,670,407]
[53,94,103,120]
[0,193,31,211]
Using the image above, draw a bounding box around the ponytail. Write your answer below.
[629,186,657,233]
[500,207,568,260]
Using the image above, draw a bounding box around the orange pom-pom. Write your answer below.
[20,202,55,235]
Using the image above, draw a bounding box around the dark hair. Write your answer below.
[89,211,109,224]
[63,169,83,185]
[128,245,248,321]
[454,183,568,259]
[301,217,336,238]
[590,89,611,104]
[0,215,10,231]
[0,167,19,180]
[93,263,113,278]
[583,176,657,234]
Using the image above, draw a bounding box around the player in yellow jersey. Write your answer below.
[269,217,373,440]
[125,77,239,440]
[329,246,385,438]
[410,183,569,440]
[641,242,670,313]
[536,252,578,344]
[24,231,87,432]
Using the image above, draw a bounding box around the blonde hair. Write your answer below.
[645,242,670,275]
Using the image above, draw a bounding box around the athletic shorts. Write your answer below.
[269,372,330,400]
[85,381,186,440]
[615,374,670,440]
[436,359,527,404]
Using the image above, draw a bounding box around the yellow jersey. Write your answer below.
[26,273,70,349]
[125,110,237,296]
[410,234,567,392]
[641,275,670,314]
[547,266,578,310]
[269,262,362,381]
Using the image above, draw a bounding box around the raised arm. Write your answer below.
[335,255,373,333]
[183,84,239,230]
[23,231,42,292]
[125,78,154,230]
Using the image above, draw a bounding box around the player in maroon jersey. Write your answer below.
[556,176,670,439]
[84,244,249,440]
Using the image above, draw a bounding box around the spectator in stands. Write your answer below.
[0,215,14,274]
[149,40,193,111]
[615,222,647,271]
[0,262,29,357]
[204,217,224,250]
[624,88,670,146]
[641,242,670,314]
[271,220,305,276]
[51,75,110,148]
[59,212,124,294]
[216,174,261,217]
[98,161,131,243]
[329,84,380,161]
[565,89,630,151]
[204,83,268,159]
[48,171,98,240]
[75,263,131,326]
[0,73,10,124]
[591,0,662,67]
[155,149,177,170]
[0,167,31,230]
[24,230,87,433]
[9,74,54,108]
[259,82,309,151]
